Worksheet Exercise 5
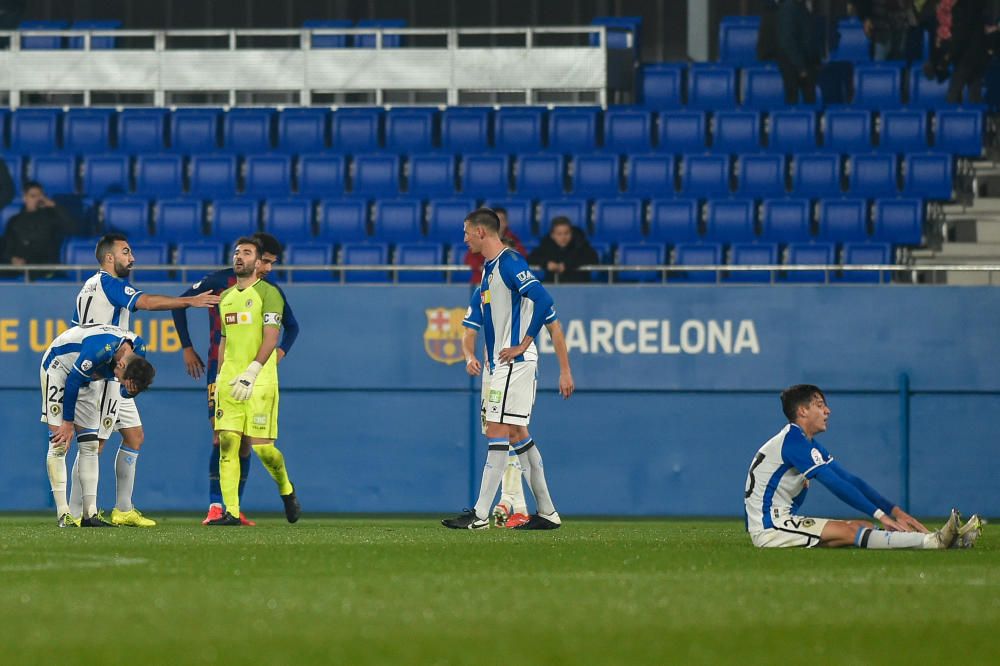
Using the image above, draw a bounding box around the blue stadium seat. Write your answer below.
[495,107,545,153]
[224,109,274,154]
[572,154,620,196]
[318,199,369,242]
[904,153,952,201]
[332,108,383,153]
[68,19,121,49]
[135,154,183,198]
[768,110,817,154]
[718,16,759,66]
[284,242,335,283]
[639,63,685,108]
[64,240,96,269]
[407,154,456,197]
[395,242,445,283]
[659,110,707,154]
[103,197,150,238]
[0,155,23,193]
[29,155,76,195]
[687,64,737,110]
[170,109,221,153]
[792,153,842,197]
[354,18,406,48]
[616,242,664,283]
[342,242,389,283]
[725,242,778,283]
[760,198,811,242]
[211,199,259,239]
[604,108,652,153]
[385,108,436,153]
[448,243,472,282]
[426,198,477,243]
[934,109,983,157]
[176,242,224,271]
[10,108,60,154]
[647,198,699,243]
[264,198,313,241]
[627,154,676,197]
[681,154,730,197]
[853,63,903,108]
[830,18,870,62]
[547,107,599,154]
[64,109,113,154]
[484,199,534,240]
[836,242,893,283]
[441,108,491,153]
[671,242,721,283]
[461,154,509,198]
[156,199,204,241]
[117,109,168,153]
[516,154,564,198]
[297,154,346,198]
[592,198,643,243]
[129,242,171,281]
[713,111,761,153]
[538,199,587,231]
[373,199,423,242]
[879,109,929,153]
[19,20,66,50]
[909,67,949,108]
[303,19,352,48]
[590,16,642,50]
[849,153,898,197]
[244,154,293,198]
[737,154,786,197]
[82,155,129,197]
[278,108,329,153]
[781,242,835,283]
[351,154,400,197]
[742,65,785,110]
[188,155,238,199]
[705,198,756,242]
[817,198,868,242]
[872,198,923,245]
[824,109,872,154]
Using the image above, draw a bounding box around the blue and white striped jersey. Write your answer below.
[478,249,556,372]
[41,324,146,422]
[744,424,834,533]
[72,271,144,329]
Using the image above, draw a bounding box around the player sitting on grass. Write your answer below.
[745,384,984,549]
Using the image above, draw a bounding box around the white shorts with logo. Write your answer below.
[750,513,830,548]
[39,368,101,431]
[483,361,537,427]
[83,379,142,440]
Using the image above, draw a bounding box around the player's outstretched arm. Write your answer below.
[812,465,904,530]
[137,292,220,311]
[826,461,927,532]
[545,320,574,399]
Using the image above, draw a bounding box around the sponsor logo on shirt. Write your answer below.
[423,307,466,365]
[224,312,254,325]
[516,270,534,283]
[253,414,268,426]
[124,286,136,296]
[263,312,282,326]
[481,290,491,304]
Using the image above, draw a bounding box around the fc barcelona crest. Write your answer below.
[423,307,466,365]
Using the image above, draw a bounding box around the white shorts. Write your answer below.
[39,368,100,432]
[82,379,142,440]
[750,514,830,548]
[484,361,537,427]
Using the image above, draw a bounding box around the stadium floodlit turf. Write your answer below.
[2,515,998,664]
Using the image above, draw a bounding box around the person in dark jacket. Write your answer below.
[776,0,823,104]
[854,0,916,61]
[527,216,598,284]
[756,0,781,62]
[0,181,76,278]
[945,0,991,103]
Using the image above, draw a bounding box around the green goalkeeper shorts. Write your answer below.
[214,381,279,440]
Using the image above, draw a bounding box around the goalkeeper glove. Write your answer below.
[229,361,263,401]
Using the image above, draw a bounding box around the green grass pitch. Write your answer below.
[2,515,998,665]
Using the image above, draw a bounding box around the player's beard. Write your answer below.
[115,260,132,278]
[234,261,255,278]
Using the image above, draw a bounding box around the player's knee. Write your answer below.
[121,427,144,449]
[509,425,530,441]
[77,431,100,456]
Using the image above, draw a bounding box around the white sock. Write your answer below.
[77,434,100,518]
[855,528,934,549]
[472,439,509,520]
[45,440,69,517]
[516,439,556,516]
[500,445,527,515]
[69,451,82,519]
[115,445,140,512]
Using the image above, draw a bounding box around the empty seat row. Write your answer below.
[17,19,121,50]
[4,151,955,201]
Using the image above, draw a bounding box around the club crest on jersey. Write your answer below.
[81,360,93,372]
[102,416,114,430]
[423,307,467,365]
[50,404,61,416]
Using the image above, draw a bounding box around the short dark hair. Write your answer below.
[233,236,262,258]
[252,232,282,260]
[22,180,43,194]
[95,233,129,263]
[464,208,500,235]
[780,384,825,422]
[550,216,572,231]
[123,357,156,395]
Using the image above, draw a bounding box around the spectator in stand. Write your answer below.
[0,181,77,278]
[776,0,822,104]
[756,1,781,62]
[853,1,917,61]
[527,216,599,284]
[465,206,526,283]
[943,0,991,103]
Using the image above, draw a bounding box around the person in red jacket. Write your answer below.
[464,207,526,283]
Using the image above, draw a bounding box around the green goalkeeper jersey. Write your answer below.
[217,278,284,387]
